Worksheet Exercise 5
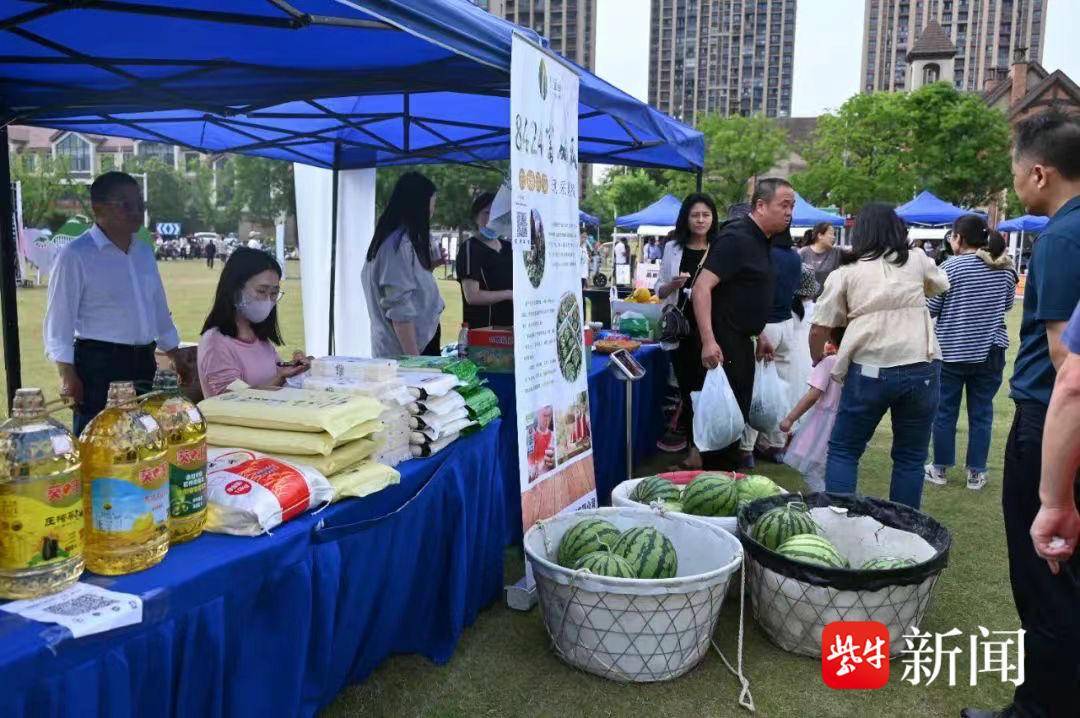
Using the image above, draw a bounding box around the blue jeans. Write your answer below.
[930,346,1005,473]
[825,361,941,509]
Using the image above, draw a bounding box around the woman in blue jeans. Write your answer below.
[810,204,950,509]
[924,215,1017,490]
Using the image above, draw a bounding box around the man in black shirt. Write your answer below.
[691,177,795,470]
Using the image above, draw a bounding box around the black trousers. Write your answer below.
[73,339,157,436]
[421,326,442,357]
[206,253,215,269]
[1002,400,1080,717]
[672,330,704,442]
[701,320,756,471]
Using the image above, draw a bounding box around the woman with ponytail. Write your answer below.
[924,214,1019,490]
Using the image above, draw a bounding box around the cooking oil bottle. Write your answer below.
[0,388,84,599]
[142,369,207,544]
[80,381,169,575]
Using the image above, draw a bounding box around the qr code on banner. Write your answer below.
[42,593,120,616]
[516,210,528,238]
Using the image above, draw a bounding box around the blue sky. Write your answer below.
[595,0,1080,117]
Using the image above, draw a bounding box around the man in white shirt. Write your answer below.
[44,172,185,434]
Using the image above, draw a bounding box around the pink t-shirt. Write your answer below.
[198,328,280,398]
[807,354,843,411]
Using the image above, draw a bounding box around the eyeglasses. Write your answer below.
[249,287,285,302]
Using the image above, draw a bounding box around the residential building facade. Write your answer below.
[472,0,598,70]
[861,0,1046,93]
[649,0,796,124]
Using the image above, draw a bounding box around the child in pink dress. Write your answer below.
[780,328,845,492]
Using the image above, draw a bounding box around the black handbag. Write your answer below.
[657,249,708,344]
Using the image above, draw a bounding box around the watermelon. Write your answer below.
[736,475,783,504]
[573,550,638,578]
[776,533,848,568]
[752,502,818,550]
[557,519,621,567]
[860,556,918,570]
[681,474,739,516]
[632,476,681,504]
[611,526,678,579]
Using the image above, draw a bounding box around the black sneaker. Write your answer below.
[657,430,688,453]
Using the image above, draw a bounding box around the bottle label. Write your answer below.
[89,461,169,536]
[0,469,83,571]
[168,441,207,518]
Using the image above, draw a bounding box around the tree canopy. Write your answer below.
[793,83,1012,212]
[581,168,663,238]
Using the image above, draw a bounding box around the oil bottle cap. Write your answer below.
[105,381,136,407]
[153,369,179,391]
[11,388,45,418]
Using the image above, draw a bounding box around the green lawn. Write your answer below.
[2,262,1022,716]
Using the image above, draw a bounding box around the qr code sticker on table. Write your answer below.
[43,592,120,617]
[516,210,528,239]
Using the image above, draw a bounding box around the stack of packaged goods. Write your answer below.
[301,357,414,467]
[396,357,501,458]
[197,388,398,529]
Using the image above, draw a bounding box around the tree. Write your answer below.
[662,113,789,210]
[581,168,663,238]
[794,83,1012,212]
[11,154,75,228]
[230,156,295,226]
[375,163,505,230]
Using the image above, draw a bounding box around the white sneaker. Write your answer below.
[924,464,947,486]
[966,469,989,490]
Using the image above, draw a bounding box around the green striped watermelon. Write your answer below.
[776,533,848,568]
[736,475,783,504]
[611,526,678,579]
[573,550,638,578]
[557,519,621,567]
[681,474,739,516]
[860,556,918,570]
[752,502,818,550]
[631,476,681,504]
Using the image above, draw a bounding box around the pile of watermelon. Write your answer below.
[750,502,918,570]
[630,473,783,517]
[557,518,678,579]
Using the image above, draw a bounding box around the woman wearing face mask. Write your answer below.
[197,248,308,398]
[456,191,514,328]
[361,171,445,357]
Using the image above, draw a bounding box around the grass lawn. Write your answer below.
[3,261,1023,716]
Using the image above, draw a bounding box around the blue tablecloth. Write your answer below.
[484,345,671,542]
[0,422,506,718]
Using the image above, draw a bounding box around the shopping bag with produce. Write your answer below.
[691,368,745,451]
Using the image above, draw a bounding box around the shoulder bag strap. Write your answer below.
[673,246,711,313]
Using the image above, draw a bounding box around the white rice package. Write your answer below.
[310,356,398,381]
[204,448,334,536]
[400,372,459,398]
[417,391,466,416]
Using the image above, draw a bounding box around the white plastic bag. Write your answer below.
[691,368,746,452]
[749,360,789,433]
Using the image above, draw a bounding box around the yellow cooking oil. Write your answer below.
[0,388,84,599]
[80,381,169,575]
[142,369,207,544]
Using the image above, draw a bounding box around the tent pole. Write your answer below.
[328,142,341,356]
[695,170,702,192]
[0,127,21,410]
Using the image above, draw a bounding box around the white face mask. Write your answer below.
[237,298,274,324]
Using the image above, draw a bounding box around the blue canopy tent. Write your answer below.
[895,190,978,226]
[579,210,600,227]
[792,191,844,227]
[614,194,683,230]
[997,214,1049,232]
[0,0,704,401]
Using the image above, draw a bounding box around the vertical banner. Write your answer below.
[511,34,596,534]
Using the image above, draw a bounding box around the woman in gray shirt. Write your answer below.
[361,172,445,357]
[798,221,843,300]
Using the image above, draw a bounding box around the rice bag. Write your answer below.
[458,385,499,418]
[417,391,467,416]
[206,419,383,457]
[400,372,459,399]
[198,387,382,438]
[327,461,400,502]
[409,407,469,433]
[409,432,460,458]
[309,356,398,381]
[410,416,473,443]
[204,448,334,536]
[268,438,378,476]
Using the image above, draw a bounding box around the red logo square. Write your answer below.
[821,621,890,689]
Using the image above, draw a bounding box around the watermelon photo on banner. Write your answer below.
[510,33,597,537]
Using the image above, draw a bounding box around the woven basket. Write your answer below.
[524,506,743,682]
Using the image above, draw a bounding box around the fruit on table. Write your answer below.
[752,501,818,550]
[611,526,678,579]
[573,550,638,578]
[681,474,739,517]
[776,533,848,569]
[557,518,621,567]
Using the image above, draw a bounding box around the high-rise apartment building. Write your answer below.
[649,0,796,124]
[860,0,1046,93]
[473,0,598,70]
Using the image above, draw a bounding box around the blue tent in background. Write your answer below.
[614,194,683,230]
[896,190,977,226]
[3,1,704,171]
[997,215,1049,232]
[792,192,844,227]
[579,211,600,227]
